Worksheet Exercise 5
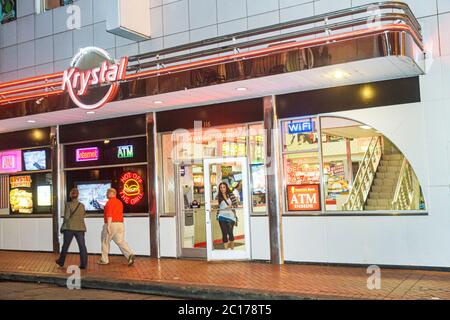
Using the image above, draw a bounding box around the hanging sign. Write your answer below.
[62,47,128,110]
[287,184,321,211]
[10,176,32,189]
[119,172,144,205]
[0,150,21,173]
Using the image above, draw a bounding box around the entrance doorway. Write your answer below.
[176,158,251,261]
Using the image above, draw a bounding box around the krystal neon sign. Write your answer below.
[119,172,144,205]
[76,147,99,162]
[62,47,128,110]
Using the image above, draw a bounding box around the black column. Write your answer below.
[146,113,159,258]
[263,96,284,265]
[50,126,60,253]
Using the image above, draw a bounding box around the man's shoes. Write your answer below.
[128,254,135,267]
[55,259,64,268]
[97,259,109,265]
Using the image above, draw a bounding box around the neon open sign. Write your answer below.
[62,47,128,110]
[76,147,99,162]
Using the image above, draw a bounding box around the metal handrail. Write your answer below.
[343,136,383,210]
[127,1,422,72]
[392,158,420,210]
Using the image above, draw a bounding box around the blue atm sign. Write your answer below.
[287,119,314,134]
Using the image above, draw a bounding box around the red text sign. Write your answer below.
[120,172,144,205]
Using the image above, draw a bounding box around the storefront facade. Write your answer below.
[0,1,449,268]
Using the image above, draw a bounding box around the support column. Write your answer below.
[147,113,160,258]
[263,96,284,265]
[50,126,60,253]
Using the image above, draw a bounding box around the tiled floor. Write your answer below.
[0,251,449,300]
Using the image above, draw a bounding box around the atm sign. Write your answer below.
[287,184,321,211]
[117,145,134,159]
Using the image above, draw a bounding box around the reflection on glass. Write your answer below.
[209,163,246,252]
[179,164,206,250]
[283,118,319,153]
[249,124,266,213]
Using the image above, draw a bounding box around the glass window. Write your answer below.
[320,117,426,212]
[161,133,176,215]
[1,0,17,24]
[36,0,72,14]
[281,116,427,213]
[65,165,148,214]
[249,124,266,214]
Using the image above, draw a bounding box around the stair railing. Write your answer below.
[392,159,421,210]
[342,136,383,211]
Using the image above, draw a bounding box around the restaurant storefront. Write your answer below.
[0,2,441,267]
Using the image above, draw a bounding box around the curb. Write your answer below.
[0,272,319,300]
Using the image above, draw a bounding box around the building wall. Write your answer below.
[0,0,448,81]
[0,1,450,266]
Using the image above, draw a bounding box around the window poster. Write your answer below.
[0,0,17,24]
[287,184,321,211]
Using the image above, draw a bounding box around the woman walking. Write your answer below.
[216,182,239,250]
[56,188,88,269]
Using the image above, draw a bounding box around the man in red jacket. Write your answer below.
[98,188,135,266]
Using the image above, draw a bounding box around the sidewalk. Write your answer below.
[0,251,449,300]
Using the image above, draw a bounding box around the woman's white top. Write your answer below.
[218,198,236,222]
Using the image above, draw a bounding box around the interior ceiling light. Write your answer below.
[27,120,36,123]
[236,87,248,91]
[154,100,163,104]
[86,111,95,114]
[359,125,372,130]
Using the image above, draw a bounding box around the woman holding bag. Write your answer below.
[56,188,88,269]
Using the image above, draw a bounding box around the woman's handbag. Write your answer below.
[60,202,81,233]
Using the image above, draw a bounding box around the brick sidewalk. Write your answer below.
[0,251,449,300]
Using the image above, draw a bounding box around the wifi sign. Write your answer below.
[287,119,314,134]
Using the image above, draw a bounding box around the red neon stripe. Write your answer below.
[0,90,64,105]
[125,24,421,81]
[0,72,64,90]
[0,81,63,97]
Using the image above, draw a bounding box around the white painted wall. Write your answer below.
[67,217,151,256]
[0,218,53,251]
[160,216,177,257]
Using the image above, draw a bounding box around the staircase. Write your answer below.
[364,153,403,211]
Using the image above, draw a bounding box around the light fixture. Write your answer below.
[331,70,350,80]
[27,120,36,123]
[154,100,163,104]
[104,139,110,144]
[361,85,375,100]
[236,87,248,91]
[86,111,95,114]
[359,125,372,130]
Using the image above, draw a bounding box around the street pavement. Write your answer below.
[0,251,449,299]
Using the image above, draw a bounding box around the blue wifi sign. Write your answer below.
[287,119,314,134]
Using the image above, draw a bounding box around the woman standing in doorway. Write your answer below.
[56,188,88,269]
[216,182,239,250]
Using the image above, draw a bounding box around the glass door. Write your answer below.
[177,164,207,258]
[204,157,251,261]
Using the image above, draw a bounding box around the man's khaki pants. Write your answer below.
[101,222,133,263]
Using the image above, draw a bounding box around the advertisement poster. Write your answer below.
[0,150,21,174]
[10,175,32,188]
[37,185,51,207]
[0,0,16,24]
[287,184,321,211]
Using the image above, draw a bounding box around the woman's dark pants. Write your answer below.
[56,231,88,268]
[219,220,235,244]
